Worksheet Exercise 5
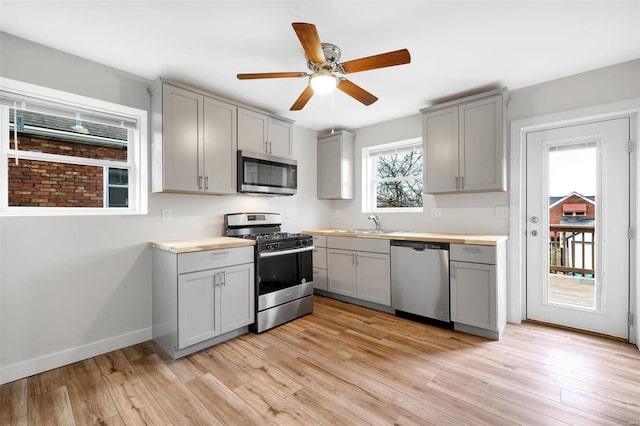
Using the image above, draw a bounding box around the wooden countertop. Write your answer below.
[149,236,255,253]
[302,229,507,246]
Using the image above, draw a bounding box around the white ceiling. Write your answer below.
[1,1,639,132]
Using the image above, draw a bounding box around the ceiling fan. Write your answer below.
[237,22,411,111]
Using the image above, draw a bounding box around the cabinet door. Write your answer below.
[237,108,268,154]
[177,269,219,349]
[459,96,504,191]
[163,85,202,191]
[327,249,356,297]
[356,252,391,306]
[219,263,255,334]
[317,135,342,199]
[423,106,459,193]
[268,118,292,157]
[312,267,328,291]
[450,261,496,330]
[202,97,237,194]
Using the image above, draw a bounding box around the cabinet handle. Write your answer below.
[214,273,219,286]
[352,253,355,265]
[264,141,268,153]
[210,251,230,256]
[198,175,203,190]
[463,247,482,253]
[268,141,272,154]
[221,271,226,286]
[204,176,209,190]
[455,176,459,190]
[460,176,464,190]
[355,254,359,265]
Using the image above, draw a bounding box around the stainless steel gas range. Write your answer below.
[224,212,314,333]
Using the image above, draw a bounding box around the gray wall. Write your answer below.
[509,59,640,121]
[0,33,332,382]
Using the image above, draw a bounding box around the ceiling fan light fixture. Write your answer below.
[310,71,337,95]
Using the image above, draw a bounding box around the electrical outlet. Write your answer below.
[161,208,172,221]
[496,206,509,218]
[430,208,441,218]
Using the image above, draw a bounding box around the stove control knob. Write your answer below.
[266,243,272,250]
[302,240,309,246]
[273,243,279,249]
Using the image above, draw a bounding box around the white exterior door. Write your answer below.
[526,118,630,338]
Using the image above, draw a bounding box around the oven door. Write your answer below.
[256,246,313,311]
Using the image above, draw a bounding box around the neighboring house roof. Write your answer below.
[10,109,128,145]
[549,191,595,208]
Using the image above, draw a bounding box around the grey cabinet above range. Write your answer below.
[149,78,294,195]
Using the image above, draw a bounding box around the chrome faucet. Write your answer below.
[368,213,381,231]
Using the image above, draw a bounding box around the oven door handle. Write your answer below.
[257,245,315,258]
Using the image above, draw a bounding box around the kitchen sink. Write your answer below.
[330,229,400,235]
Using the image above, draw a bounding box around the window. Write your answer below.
[362,138,423,212]
[0,78,147,215]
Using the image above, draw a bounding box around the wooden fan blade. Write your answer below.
[290,86,314,111]
[292,22,325,64]
[340,49,411,74]
[237,72,307,79]
[337,79,378,106]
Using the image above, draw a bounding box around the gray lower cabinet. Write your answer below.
[326,237,391,307]
[312,235,328,291]
[450,242,506,339]
[152,246,254,358]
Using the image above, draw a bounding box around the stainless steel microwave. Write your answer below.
[237,150,297,195]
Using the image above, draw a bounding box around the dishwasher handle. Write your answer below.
[391,240,449,251]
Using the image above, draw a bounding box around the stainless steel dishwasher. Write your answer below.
[391,241,450,323]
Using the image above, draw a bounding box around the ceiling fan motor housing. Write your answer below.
[307,43,342,73]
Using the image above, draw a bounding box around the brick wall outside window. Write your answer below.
[8,135,127,207]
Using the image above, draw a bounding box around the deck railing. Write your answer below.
[549,224,595,276]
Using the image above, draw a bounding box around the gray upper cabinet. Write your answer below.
[151,81,237,194]
[317,130,355,200]
[237,107,293,158]
[421,88,508,194]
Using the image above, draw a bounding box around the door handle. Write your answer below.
[530,216,539,223]
[531,230,538,236]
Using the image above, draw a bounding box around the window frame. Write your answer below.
[362,137,423,213]
[0,78,147,216]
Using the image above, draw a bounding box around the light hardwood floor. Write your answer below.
[2,296,640,425]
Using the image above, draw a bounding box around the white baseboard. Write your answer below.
[0,327,151,385]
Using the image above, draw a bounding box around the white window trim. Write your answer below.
[0,78,147,216]
[362,137,423,213]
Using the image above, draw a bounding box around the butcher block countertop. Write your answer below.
[302,229,507,246]
[149,236,255,253]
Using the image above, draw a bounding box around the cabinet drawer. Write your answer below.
[313,267,328,291]
[311,235,327,247]
[450,244,496,264]
[178,246,254,274]
[313,247,327,269]
[327,236,390,254]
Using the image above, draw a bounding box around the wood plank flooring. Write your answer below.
[2,295,640,425]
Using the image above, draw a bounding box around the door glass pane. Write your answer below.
[547,142,596,309]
